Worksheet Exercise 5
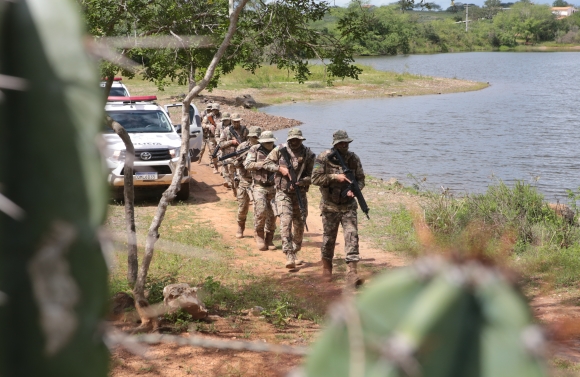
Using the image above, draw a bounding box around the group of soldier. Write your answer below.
[198,102,365,286]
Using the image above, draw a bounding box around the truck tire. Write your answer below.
[175,181,190,201]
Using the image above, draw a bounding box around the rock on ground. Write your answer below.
[195,95,302,132]
[163,283,208,319]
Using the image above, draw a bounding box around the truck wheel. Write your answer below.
[175,181,190,201]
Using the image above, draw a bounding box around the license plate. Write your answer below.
[134,172,158,180]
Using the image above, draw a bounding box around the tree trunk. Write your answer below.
[132,0,251,329]
[106,115,138,287]
[188,62,196,92]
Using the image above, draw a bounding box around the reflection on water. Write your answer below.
[262,52,580,201]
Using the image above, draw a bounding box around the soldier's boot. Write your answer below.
[212,166,219,174]
[236,221,245,239]
[322,259,333,282]
[265,231,276,250]
[292,242,304,265]
[285,252,296,269]
[255,229,267,251]
[347,262,364,288]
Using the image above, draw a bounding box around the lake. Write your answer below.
[261,52,580,201]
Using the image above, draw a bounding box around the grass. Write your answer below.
[106,201,326,331]
[121,64,488,107]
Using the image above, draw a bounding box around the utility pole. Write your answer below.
[465,3,469,31]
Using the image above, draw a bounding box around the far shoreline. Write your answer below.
[126,66,490,131]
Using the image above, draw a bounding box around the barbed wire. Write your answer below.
[105,328,309,356]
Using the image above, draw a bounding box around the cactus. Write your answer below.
[304,256,547,377]
[0,0,109,376]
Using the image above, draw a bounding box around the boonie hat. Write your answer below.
[231,113,243,122]
[222,112,231,120]
[259,131,276,143]
[248,126,262,138]
[287,128,305,141]
[212,103,221,110]
[332,129,353,146]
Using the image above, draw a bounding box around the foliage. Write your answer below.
[0,0,109,375]
[79,0,366,88]
[424,181,579,249]
[310,0,570,55]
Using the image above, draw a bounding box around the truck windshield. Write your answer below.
[106,110,173,133]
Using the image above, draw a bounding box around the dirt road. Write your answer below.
[111,152,407,377]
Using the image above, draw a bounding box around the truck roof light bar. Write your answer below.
[107,95,157,103]
[101,77,124,81]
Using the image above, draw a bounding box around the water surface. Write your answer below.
[262,52,580,201]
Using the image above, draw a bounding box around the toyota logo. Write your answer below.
[140,152,152,161]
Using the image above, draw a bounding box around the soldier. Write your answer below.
[219,113,248,191]
[216,112,231,178]
[199,105,222,174]
[311,130,365,286]
[244,130,278,251]
[263,128,315,268]
[232,126,261,238]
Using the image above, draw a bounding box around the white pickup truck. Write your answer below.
[104,95,193,201]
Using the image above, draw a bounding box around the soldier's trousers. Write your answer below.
[253,185,276,235]
[222,162,235,186]
[237,182,252,223]
[200,138,217,167]
[277,190,307,255]
[321,209,359,263]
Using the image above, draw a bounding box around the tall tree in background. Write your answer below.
[552,0,570,7]
[339,2,413,55]
[483,0,503,19]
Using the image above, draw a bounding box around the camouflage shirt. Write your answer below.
[244,144,276,186]
[233,140,255,184]
[263,143,315,193]
[312,149,365,212]
[201,113,220,138]
[219,125,249,155]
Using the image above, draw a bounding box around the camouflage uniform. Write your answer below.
[199,110,221,167]
[198,105,214,162]
[216,115,231,179]
[233,126,261,238]
[263,128,315,266]
[219,113,248,189]
[244,131,278,250]
[312,130,365,284]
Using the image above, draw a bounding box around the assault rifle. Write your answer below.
[279,147,309,231]
[218,145,251,162]
[211,144,220,159]
[214,126,245,161]
[330,148,370,219]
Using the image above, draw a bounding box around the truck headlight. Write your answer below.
[169,148,180,158]
[107,149,126,162]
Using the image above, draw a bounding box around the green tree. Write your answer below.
[339,3,414,55]
[553,0,570,7]
[483,0,502,19]
[493,2,556,43]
